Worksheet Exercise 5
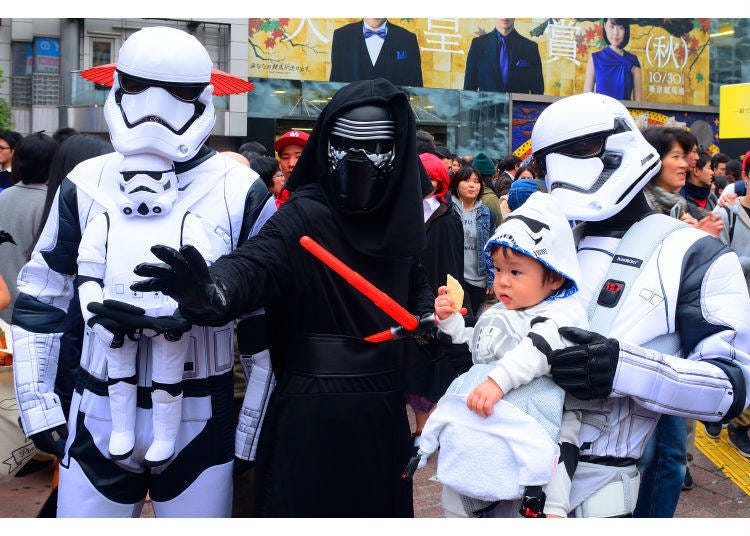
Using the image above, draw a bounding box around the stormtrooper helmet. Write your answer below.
[104,26,216,162]
[531,93,661,221]
[327,104,395,212]
[117,153,178,217]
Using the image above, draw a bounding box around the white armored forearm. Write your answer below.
[612,341,737,421]
[12,189,80,436]
[12,325,66,436]
[235,349,275,461]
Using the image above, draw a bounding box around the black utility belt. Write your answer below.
[283,332,402,377]
[579,454,638,467]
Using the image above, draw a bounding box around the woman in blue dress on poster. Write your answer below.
[584,18,642,101]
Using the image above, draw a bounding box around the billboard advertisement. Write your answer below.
[248,18,711,106]
[511,100,719,159]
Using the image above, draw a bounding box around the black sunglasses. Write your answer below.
[121,170,168,182]
[532,118,632,176]
[117,71,208,103]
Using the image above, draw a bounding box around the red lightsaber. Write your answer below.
[299,236,419,331]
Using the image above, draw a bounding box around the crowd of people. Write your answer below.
[0,26,749,520]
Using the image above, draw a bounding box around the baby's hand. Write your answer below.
[467,378,504,418]
[434,285,456,321]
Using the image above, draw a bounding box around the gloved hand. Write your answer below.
[29,424,68,459]
[0,230,16,246]
[547,326,620,400]
[161,309,192,342]
[131,245,231,327]
[86,300,139,348]
[87,300,193,345]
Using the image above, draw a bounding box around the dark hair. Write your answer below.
[602,18,631,48]
[713,174,729,195]
[695,150,712,171]
[32,134,113,253]
[449,165,479,197]
[10,132,57,185]
[489,244,568,291]
[515,164,537,179]
[242,150,263,166]
[642,127,682,183]
[238,141,267,157]
[643,126,681,160]
[710,152,729,171]
[250,156,281,188]
[0,130,23,151]
[671,128,697,155]
[416,129,438,156]
[500,155,522,172]
[725,159,742,181]
[52,127,79,145]
[434,144,453,160]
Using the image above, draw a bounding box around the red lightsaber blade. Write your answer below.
[299,236,419,331]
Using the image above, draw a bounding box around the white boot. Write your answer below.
[144,389,183,467]
[108,381,137,460]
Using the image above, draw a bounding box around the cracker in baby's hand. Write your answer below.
[446,274,464,313]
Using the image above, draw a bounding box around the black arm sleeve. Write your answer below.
[237,179,273,248]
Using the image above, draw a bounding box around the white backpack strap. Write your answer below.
[587,214,687,335]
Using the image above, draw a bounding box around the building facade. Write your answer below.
[0,18,748,159]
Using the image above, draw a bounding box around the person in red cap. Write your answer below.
[273,130,309,206]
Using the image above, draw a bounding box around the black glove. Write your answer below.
[131,244,231,327]
[0,230,16,246]
[29,424,68,459]
[87,300,193,343]
[547,326,620,400]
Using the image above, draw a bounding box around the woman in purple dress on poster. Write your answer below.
[584,18,642,101]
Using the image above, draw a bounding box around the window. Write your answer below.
[10,42,32,107]
[31,37,60,106]
[92,39,113,91]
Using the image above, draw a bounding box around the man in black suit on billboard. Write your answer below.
[329,18,423,88]
[463,18,544,94]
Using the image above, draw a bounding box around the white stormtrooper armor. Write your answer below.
[532,93,750,517]
[532,92,661,222]
[12,27,272,517]
[104,26,216,163]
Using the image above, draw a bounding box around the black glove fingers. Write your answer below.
[179,244,212,282]
[101,299,146,315]
[31,427,66,458]
[130,277,169,294]
[86,313,117,331]
[547,347,588,367]
[148,245,195,284]
[133,262,175,279]
[550,367,586,385]
[558,326,603,345]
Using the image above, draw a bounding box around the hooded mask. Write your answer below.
[286,78,427,258]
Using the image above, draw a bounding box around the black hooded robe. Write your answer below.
[209,79,433,517]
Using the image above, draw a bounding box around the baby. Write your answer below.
[419,192,588,518]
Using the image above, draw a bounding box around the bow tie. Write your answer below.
[364,28,387,39]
